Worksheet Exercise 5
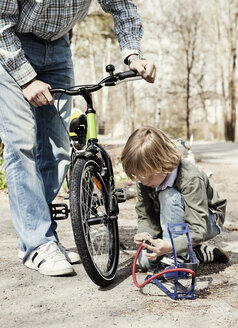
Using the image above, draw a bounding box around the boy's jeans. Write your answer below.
[137,187,221,270]
[0,34,74,261]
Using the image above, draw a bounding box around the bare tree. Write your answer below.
[179,13,200,139]
[227,0,237,141]
[159,0,203,139]
[213,0,237,141]
[69,0,237,140]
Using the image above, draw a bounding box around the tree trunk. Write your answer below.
[227,0,237,142]
[101,38,111,134]
[213,0,228,140]
[186,67,191,140]
[130,84,136,134]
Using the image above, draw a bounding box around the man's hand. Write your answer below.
[143,237,173,260]
[22,79,54,107]
[128,56,156,83]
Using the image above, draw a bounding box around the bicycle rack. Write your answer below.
[133,223,197,300]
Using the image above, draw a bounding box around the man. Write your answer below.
[0,1,156,276]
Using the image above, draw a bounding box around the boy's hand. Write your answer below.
[134,232,152,246]
[143,237,173,260]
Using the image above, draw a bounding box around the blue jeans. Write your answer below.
[138,187,221,270]
[0,34,74,261]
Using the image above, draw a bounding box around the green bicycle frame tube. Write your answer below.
[86,112,97,142]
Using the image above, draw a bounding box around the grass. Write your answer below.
[0,157,7,189]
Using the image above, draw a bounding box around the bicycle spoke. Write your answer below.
[80,167,111,274]
[70,157,119,286]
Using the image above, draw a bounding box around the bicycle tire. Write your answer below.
[70,157,119,287]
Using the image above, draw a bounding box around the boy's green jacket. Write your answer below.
[135,159,227,254]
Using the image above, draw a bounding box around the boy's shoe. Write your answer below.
[18,242,80,264]
[147,255,185,276]
[160,255,184,268]
[147,263,187,281]
[147,264,165,279]
[193,244,229,263]
[21,241,74,276]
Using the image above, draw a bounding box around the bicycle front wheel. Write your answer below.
[70,157,119,287]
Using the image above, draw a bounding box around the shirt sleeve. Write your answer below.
[97,0,144,61]
[0,1,36,86]
[173,177,208,254]
[135,182,162,238]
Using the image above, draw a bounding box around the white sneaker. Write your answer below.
[18,242,80,264]
[160,255,184,267]
[57,242,80,264]
[22,241,74,276]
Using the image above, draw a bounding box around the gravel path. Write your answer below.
[0,141,238,328]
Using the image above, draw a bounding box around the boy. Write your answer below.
[121,126,229,270]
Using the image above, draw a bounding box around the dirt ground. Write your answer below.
[0,141,238,328]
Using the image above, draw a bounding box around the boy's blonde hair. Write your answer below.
[121,126,181,180]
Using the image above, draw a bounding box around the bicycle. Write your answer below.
[51,65,141,287]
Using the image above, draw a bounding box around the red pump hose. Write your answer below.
[132,243,195,288]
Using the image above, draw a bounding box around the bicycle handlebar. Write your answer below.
[50,69,142,96]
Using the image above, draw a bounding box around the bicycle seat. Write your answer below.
[70,113,87,135]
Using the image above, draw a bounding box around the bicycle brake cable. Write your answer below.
[55,92,71,140]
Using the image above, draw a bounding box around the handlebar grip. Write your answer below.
[117,70,138,80]
[50,88,66,94]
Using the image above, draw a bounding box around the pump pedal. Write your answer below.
[49,203,69,220]
[116,188,127,203]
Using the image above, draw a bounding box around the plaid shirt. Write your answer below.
[0,0,143,86]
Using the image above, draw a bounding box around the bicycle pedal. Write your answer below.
[49,203,69,220]
[115,188,127,203]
